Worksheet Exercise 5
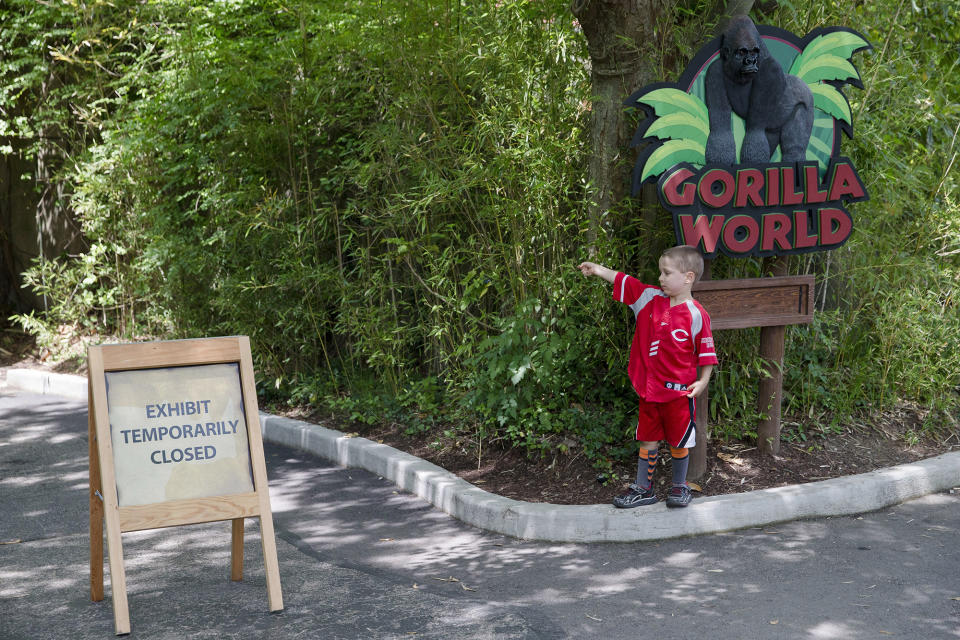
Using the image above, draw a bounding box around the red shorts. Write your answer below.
[636,395,696,448]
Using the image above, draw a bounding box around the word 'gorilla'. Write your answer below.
[704,16,813,165]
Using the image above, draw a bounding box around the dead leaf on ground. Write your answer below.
[688,482,702,492]
[717,452,746,466]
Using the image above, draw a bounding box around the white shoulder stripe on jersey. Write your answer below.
[684,300,703,341]
[629,287,665,317]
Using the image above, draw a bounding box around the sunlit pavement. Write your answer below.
[2,388,959,639]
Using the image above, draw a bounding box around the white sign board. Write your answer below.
[105,363,254,506]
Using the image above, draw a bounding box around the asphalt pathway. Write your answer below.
[2,388,959,639]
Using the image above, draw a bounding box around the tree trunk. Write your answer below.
[570,0,665,253]
[0,142,43,313]
[713,0,757,35]
[36,70,84,266]
[0,70,85,314]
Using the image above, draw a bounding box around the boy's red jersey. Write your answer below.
[613,272,718,402]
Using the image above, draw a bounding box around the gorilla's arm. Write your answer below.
[777,75,814,162]
[740,52,786,163]
[704,62,736,165]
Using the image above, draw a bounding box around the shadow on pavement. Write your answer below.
[2,390,958,639]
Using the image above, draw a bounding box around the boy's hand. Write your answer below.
[685,379,708,398]
[686,366,713,398]
[577,262,616,283]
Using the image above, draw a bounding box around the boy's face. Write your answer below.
[658,257,694,297]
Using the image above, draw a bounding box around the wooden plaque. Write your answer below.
[88,336,283,635]
[693,275,814,330]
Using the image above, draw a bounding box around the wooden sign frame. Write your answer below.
[88,336,282,635]
[692,275,814,330]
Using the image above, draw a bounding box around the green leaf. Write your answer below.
[790,32,870,75]
[810,83,852,125]
[794,54,861,85]
[635,88,708,124]
[641,139,705,182]
[804,148,828,173]
[645,111,709,145]
[805,134,832,172]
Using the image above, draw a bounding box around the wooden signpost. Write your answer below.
[88,336,283,635]
[688,267,815,478]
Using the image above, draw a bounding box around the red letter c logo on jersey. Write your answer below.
[671,328,690,342]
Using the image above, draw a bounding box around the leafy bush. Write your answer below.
[4,0,958,472]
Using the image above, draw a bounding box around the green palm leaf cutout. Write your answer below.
[642,139,705,183]
[805,149,827,172]
[810,83,852,125]
[635,88,709,124]
[793,54,861,85]
[807,135,832,171]
[790,31,870,75]
[645,111,709,146]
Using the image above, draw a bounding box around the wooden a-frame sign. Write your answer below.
[88,336,282,635]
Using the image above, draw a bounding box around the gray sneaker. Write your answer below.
[612,483,658,508]
[665,484,692,508]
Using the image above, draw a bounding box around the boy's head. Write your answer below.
[660,245,704,283]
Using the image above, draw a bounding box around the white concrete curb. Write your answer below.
[5,367,90,400]
[6,367,959,542]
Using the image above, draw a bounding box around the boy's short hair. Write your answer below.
[661,245,704,282]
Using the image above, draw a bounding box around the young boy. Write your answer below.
[578,245,717,508]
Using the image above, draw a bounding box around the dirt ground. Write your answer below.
[3,326,956,506]
[277,402,955,505]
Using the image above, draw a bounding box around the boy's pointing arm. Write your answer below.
[577,261,617,284]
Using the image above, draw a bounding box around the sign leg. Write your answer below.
[689,387,709,481]
[757,256,789,457]
[259,514,284,612]
[89,383,104,602]
[231,518,244,581]
[104,510,131,635]
[758,325,786,456]
[688,258,712,481]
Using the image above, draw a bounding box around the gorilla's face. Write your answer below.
[721,19,764,84]
[728,45,760,82]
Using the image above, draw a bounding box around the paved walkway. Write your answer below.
[2,369,960,638]
[6,368,960,542]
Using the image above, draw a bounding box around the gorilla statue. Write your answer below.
[704,16,813,165]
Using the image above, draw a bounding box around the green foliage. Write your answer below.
[462,296,630,455]
[767,0,960,438]
[789,30,872,128]
[3,0,958,472]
